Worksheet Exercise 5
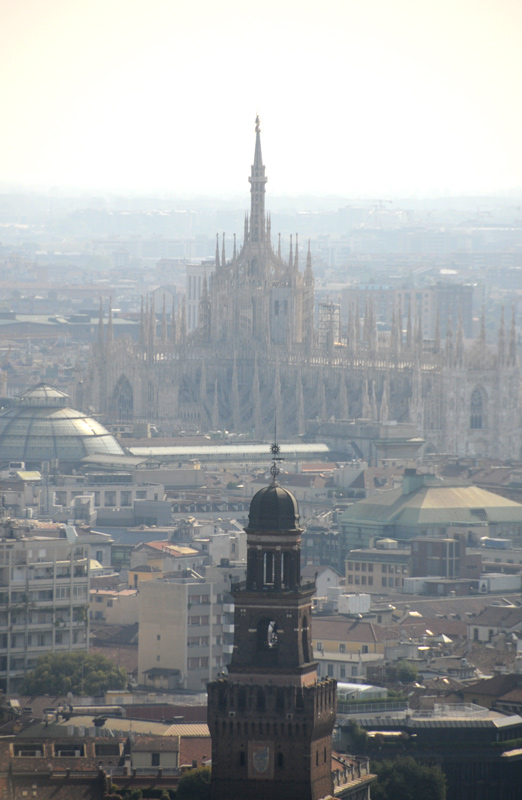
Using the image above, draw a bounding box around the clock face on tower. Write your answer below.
[249,742,273,780]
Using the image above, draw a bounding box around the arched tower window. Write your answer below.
[257,618,278,651]
[470,388,484,429]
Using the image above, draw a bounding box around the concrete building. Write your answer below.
[90,587,138,626]
[345,541,410,594]
[138,563,245,691]
[0,520,90,692]
[338,468,522,556]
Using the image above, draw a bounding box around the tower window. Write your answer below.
[257,618,278,651]
[240,752,245,766]
[278,753,284,768]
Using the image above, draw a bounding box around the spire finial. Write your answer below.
[255,115,260,133]
[269,442,283,484]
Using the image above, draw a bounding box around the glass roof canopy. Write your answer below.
[0,383,124,464]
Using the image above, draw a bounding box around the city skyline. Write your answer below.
[1,0,522,196]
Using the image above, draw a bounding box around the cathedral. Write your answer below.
[82,119,521,460]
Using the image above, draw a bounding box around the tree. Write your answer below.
[371,756,446,800]
[396,660,418,683]
[175,766,211,800]
[21,652,127,697]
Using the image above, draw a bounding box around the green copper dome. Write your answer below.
[0,383,124,464]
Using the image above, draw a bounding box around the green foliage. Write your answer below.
[347,720,368,751]
[396,660,418,683]
[371,756,446,800]
[21,651,127,697]
[176,766,211,800]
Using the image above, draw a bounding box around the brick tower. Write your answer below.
[208,445,337,800]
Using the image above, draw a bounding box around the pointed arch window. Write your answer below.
[111,376,133,421]
[470,389,483,429]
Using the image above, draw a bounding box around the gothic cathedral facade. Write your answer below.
[81,120,521,460]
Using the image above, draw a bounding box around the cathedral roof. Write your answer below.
[246,482,300,533]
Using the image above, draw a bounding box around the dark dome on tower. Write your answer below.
[246,482,300,532]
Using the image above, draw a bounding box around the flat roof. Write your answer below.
[129,443,331,461]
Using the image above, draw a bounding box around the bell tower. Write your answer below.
[208,445,337,800]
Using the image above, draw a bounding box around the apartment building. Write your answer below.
[138,563,245,691]
[0,522,90,692]
[346,542,410,594]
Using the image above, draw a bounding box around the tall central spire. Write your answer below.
[248,115,267,243]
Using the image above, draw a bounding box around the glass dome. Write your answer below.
[0,383,124,464]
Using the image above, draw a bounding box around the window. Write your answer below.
[95,550,103,563]
[470,388,483,429]
[327,664,334,677]
[382,578,387,587]
[151,752,160,767]
[136,491,147,500]
[104,491,116,507]
[339,643,346,653]
[121,491,132,506]
[317,642,322,651]
[362,645,368,654]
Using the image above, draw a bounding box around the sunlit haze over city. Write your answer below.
[1,0,522,197]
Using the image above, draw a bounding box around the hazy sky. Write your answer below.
[1,0,522,197]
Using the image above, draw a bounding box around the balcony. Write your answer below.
[222,624,234,634]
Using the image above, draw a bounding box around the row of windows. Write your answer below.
[54,489,151,507]
[347,562,408,573]
[7,630,86,648]
[317,662,362,678]
[347,575,403,587]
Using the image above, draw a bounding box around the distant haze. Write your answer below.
[1,0,521,197]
